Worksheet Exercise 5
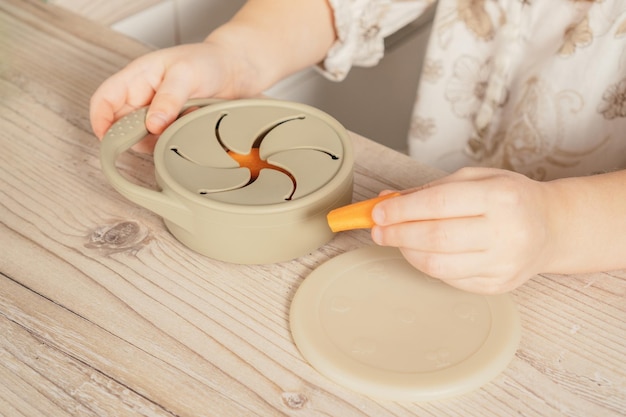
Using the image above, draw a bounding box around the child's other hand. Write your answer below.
[371,167,556,294]
[89,41,257,151]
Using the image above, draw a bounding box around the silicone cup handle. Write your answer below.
[99,100,220,231]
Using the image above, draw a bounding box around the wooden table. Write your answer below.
[2,1,625,415]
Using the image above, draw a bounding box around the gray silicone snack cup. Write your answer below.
[100,98,354,264]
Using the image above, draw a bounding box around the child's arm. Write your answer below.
[89,0,335,144]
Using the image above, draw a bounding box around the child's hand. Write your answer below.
[89,0,336,152]
[371,167,556,294]
[89,41,260,151]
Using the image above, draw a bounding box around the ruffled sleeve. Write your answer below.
[320,0,433,81]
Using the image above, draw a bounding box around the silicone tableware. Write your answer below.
[290,246,521,401]
[100,98,354,264]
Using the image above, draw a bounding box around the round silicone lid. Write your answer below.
[158,99,346,206]
[289,246,521,402]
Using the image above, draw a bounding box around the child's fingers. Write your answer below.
[89,76,128,139]
[145,64,197,135]
[326,192,401,232]
[371,216,489,253]
[398,247,526,294]
[372,181,488,226]
[398,247,494,282]
[90,67,157,139]
[89,96,117,139]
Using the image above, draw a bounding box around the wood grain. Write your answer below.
[1,1,625,416]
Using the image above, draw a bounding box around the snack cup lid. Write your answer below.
[156,99,351,210]
[289,246,521,402]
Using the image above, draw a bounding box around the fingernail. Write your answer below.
[371,206,385,225]
[371,226,383,245]
[147,112,168,133]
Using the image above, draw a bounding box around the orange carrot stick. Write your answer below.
[327,192,401,232]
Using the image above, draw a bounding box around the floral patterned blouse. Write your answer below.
[323,0,626,180]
